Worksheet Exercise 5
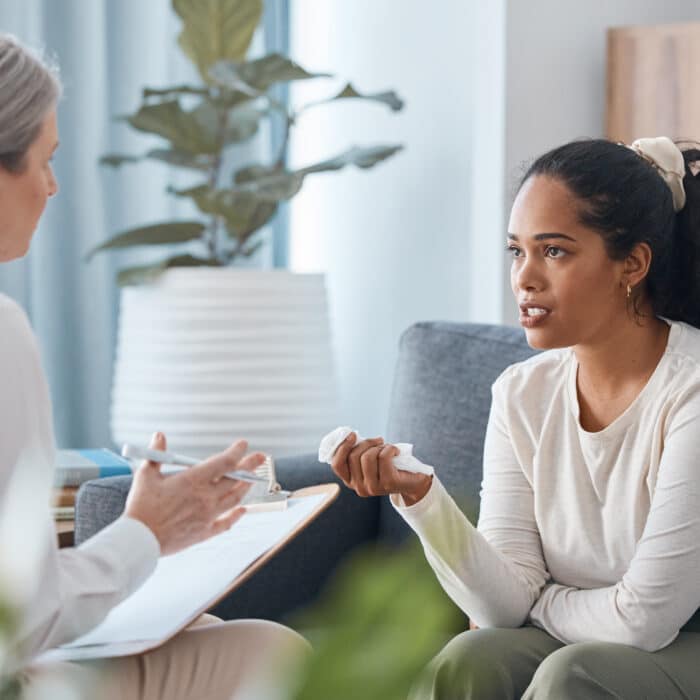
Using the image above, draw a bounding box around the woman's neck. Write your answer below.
[573,311,670,431]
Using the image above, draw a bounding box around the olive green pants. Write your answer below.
[409,626,700,699]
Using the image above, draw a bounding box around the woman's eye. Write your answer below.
[545,246,565,258]
[506,245,522,258]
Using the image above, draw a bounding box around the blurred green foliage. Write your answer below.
[289,542,465,700]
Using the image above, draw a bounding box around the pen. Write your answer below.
[121,444,269,485]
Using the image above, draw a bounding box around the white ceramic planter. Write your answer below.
[110,269,338,458]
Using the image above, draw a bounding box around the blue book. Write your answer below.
[54,449,133,487]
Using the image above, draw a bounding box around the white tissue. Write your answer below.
[318,426,435,476]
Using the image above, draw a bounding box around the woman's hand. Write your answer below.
[330,432,432,506]
[124,432,266,555]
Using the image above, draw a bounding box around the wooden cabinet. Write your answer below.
[607,22,700,143]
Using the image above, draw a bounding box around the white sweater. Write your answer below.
[393,319,700,652]
[0,295,159,662]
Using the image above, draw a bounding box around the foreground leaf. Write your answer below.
[173,0,262,84]
[290,544,463,700]
[85,221,205,260]
[117,254,222,286]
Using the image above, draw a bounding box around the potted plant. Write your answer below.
[88,0,405,457]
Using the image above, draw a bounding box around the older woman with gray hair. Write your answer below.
[0,33,308,700]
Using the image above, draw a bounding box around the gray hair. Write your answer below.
[0,34,62,173]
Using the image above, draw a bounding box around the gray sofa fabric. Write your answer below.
[75,321,534,620]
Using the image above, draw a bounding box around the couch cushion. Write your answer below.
[380,322,537,542]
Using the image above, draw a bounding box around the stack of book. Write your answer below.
[52,449,133,521]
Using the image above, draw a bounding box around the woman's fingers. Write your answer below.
[377,444,400,492]
[209,506,247,538]
[348,437,384,496]
[217,480,251,509]
[198,439,249,481]
[330,432,356,484]
[361,445,385,494]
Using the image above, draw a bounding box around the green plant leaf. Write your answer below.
[124,100,219,154]
[85,221,206,261]
[304,83,405,112]
[290,544,463,700]
[145,148,215,171]
[235,167,305,200]
[173,0,263,84]
[117,254,222,286]
[172,184,277,240]
[211,54,331,92]
[224,104,263,144]
[300,144,404,174]
[100,154,142,168]
[230,144,403,202]
[143,85,209,99]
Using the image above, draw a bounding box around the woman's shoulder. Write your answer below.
[0,293,29,322]
[0,294,37,349]
[494,347,571,394]
[668,321,700,371]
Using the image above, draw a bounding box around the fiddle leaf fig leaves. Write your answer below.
[299,145,405,174]
[172,0,262,84]
[210,54,331,93]
[85,222,206,261]
[304,83,405,112]
[93,1,405,277]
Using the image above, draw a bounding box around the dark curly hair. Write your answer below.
[520,139,700,328]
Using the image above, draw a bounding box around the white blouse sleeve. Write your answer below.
[0,299,160,660]
[391,377,549,627]
[528,385,700,652]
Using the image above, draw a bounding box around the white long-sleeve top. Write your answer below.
[0,295,159,663]
[393,319,700,652]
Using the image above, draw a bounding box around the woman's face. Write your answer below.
[0,109,58,262]
[507,175,628,350]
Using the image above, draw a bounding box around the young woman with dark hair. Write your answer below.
[331,136,700,698]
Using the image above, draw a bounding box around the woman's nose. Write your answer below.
[514,256,545,292]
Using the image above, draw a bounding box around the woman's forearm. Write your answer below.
[393,477,547,627]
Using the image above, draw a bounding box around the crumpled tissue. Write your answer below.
[318,426,434,476]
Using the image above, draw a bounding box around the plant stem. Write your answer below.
[274,110,294,170]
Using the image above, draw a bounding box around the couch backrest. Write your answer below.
[380,322,537,543]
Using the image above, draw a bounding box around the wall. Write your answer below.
[289,0,479,436]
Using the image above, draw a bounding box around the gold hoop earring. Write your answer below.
[626,284,632,299]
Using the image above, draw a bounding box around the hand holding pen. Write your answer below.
[124,432,267,556]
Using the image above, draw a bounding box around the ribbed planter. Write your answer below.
[110,269,338,458]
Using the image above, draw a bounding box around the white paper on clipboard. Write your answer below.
[39,488,336,662]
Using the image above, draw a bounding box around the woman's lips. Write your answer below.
[519,305,552,328]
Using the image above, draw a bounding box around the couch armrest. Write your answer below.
[75,453,381,622]
[75,475,132,545]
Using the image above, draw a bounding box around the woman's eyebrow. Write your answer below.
[507,232,577,242]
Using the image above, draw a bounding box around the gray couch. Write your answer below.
[76,321,535,622]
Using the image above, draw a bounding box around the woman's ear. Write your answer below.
[623,242,653,288]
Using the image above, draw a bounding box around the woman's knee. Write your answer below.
[525,642,619,699]
[410,629,528,700]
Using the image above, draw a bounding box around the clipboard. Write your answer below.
[39,483,339,663]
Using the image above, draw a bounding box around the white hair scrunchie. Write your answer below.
[628,136,686,212]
